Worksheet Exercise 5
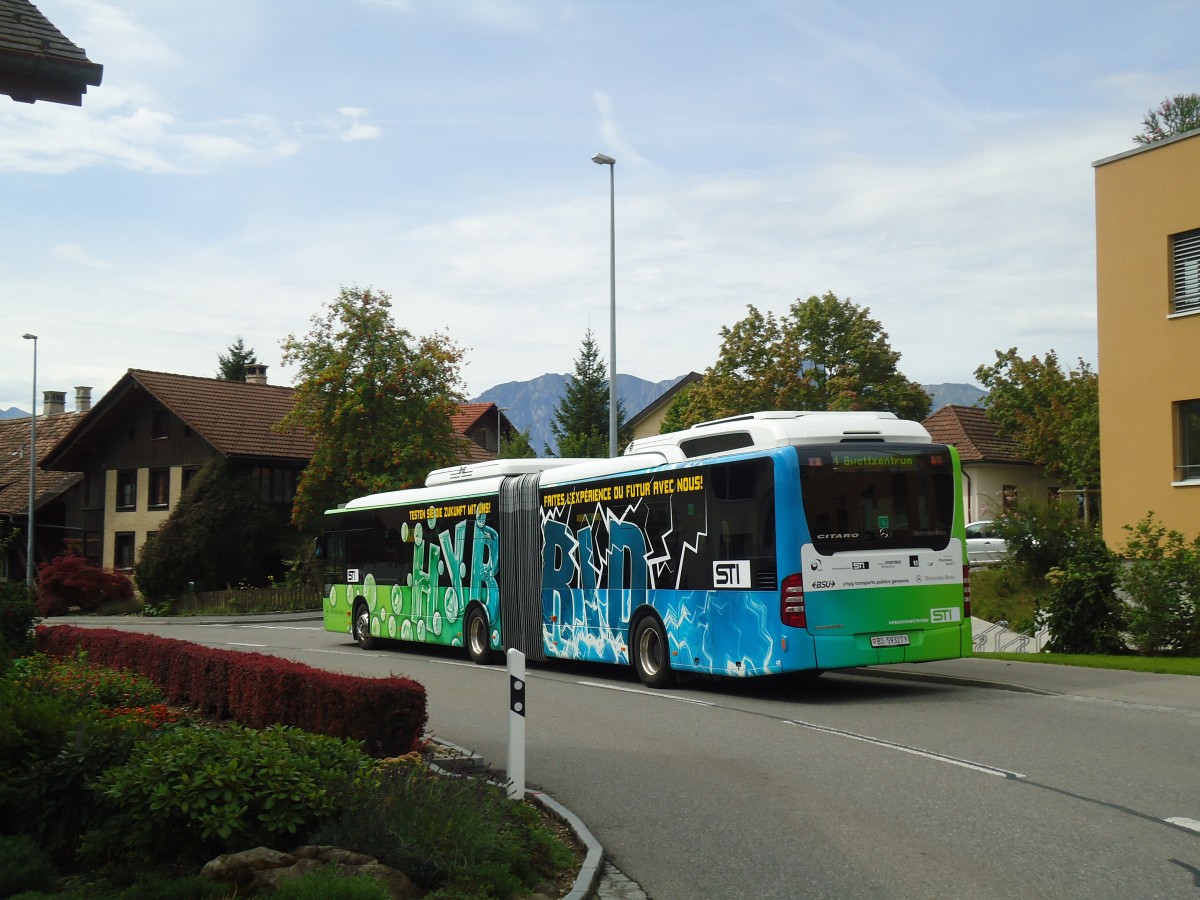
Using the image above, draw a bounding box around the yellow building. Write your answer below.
[1095,129,1200,548]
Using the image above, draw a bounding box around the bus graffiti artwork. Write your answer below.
[320,411,973,688]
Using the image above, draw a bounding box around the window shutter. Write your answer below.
[1173,229,1200,313]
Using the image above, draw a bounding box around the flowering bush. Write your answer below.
[36,552,134,616]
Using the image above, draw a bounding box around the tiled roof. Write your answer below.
[43,369,499,472]
[923,404,1027,464]
[0,0,102,105]
[452,402,494,434]
[0,411,84,515]
[43,370,315,471]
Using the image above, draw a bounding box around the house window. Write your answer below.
[114,532,136,570]
[1176,400,1200,481]
[182,466,199,494]
[116,471,137,510]
[152,409,169,439]
[149,468,170,509]
[252,466,298,504]
[1002,485,1017,509]
[1172,229,1200,314]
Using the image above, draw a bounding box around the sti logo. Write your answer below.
[346,568,360,584]
[713,560,751,589]
[852,561,870,571]
[931,607,962,623]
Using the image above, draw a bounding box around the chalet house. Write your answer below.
[453,402,518,460]
[0,0,102,106]
[923,404,1061,523]
[0,388,91,580]
[34,368,513,575]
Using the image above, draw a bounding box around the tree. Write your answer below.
[974,349,1099,503]
[133,456,297,600]
[498,426,536,459]
[546,328,630,457]
[279,286,467,531]
[1133,93,1200,144]
[668,292,930,428]
[217,336,259,381]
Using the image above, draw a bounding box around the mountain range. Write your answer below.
[472,377,986,456]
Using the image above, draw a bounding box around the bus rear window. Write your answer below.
[797,445,955,554]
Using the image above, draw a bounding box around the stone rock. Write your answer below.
[199,844,423,898]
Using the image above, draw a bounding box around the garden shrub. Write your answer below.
[312,760,575,897]
[83,723,373,865]
[0,579,37,660]
[36,552,134,617]
[272,864,392,900]
[0,832,57,896]
[1043,530,1126,654]
[1120,514,1200,656]
[1,654,181,862]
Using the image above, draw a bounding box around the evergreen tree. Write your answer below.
[546,328,629,457]
[134,457,297,599]
[217,336,259,381]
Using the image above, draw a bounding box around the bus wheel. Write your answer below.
[632,616,675,688]
[352,601,378,650]
[466,607,492,665]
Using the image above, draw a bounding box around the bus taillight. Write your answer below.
[962,565,972,619]
[781,573,806,628]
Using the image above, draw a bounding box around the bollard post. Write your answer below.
[506,648,526,799]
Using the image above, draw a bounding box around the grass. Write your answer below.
[974,651,1200,676]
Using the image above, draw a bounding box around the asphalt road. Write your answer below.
[51,614,1200,899]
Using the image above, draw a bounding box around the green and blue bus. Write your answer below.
[319,410,972,687]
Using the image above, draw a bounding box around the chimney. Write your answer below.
[43,390,65,415]
[245,364,268,385]
[75,386,92,412]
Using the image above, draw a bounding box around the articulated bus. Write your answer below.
[318,411,972,687]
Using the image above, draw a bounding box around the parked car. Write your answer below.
[965,520,1008,565]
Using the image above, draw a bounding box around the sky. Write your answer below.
[3,0,1198,414]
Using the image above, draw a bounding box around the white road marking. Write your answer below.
[1166,816,1200,833]
[785,718,1025,779]
[224,642,268,648]
[577,681,715,706]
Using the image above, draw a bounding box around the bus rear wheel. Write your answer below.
[352,601,378,650]
[466,607,492,665]
[632,616,675,688]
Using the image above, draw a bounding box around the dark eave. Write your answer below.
[0,0,103,106]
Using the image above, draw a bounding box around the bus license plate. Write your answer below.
[870,634,910,648]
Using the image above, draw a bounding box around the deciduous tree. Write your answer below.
[1133,93,1200,144]
[279,286,467,530]
[667,292,930,428]
[974,348,1099,498]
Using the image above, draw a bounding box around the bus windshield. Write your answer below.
[797,444,956,554]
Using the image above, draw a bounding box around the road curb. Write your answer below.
[426,738,605,900]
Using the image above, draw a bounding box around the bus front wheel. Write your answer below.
[632,616,675,689]
[465,607,492,665]
[352,601,378,650]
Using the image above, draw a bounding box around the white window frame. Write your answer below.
[1171,229,1200,315]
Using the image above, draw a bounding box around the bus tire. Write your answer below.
[352,600,378,650]
[632,615,675,688]
[465,606,492,665]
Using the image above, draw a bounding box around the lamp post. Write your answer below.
[22,333,37,586]
[592,152,617,457]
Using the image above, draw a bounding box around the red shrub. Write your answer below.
[37,553,134,616]
[35,625,428,755]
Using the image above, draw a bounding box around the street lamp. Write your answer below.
[22,333,37,586]
[592,152,617,457]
